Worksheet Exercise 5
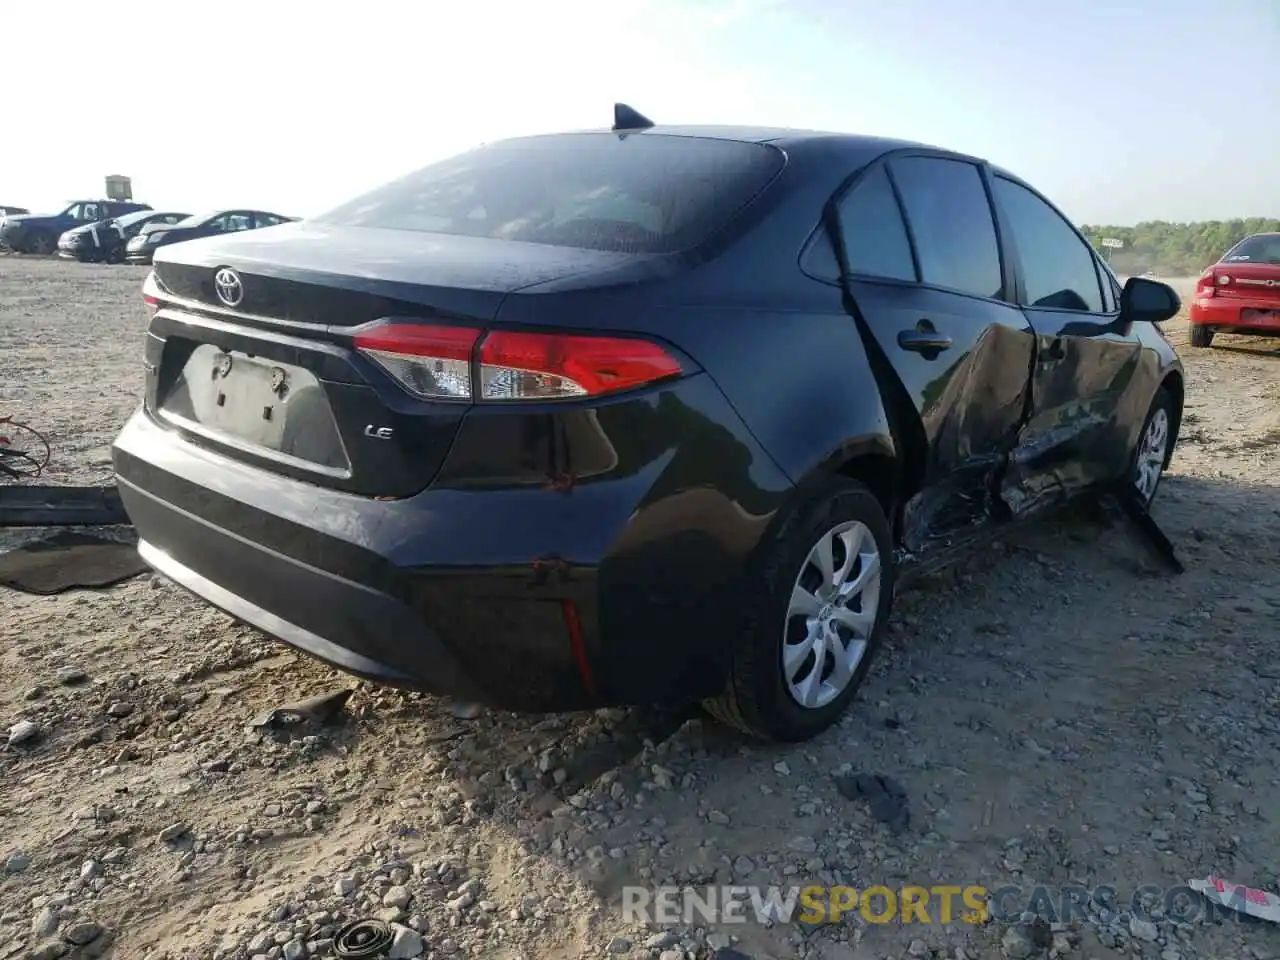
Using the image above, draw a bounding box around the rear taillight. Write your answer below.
[478,330,683,401]
[352,323,684,402]
[352,323,479,401]
[1197,270,1232,298]
[142,270,162,310]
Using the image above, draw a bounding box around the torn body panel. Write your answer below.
[1002,313,1165,517]
[844,281,1035,555]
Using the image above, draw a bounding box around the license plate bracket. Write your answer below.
[159,343,350,473]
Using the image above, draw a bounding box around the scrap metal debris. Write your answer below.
[834,772,910,833]
[1100,482,1185,574]
[0,485,130,527]
[0,415,51,480]
[248,688,354,730]
[1189,875,1280,924]
[332,918,393,958]
[0,414,132,527]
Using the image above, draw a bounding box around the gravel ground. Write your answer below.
[1,256,1278,960]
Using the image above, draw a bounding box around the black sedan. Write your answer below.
[113,107,1185,741]
[58,210,191,263]
[124,209,294,265]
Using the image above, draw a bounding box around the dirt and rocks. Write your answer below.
[1,256,1278,960]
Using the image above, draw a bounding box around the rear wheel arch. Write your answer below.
[834,453,901,540]
[789,443,908,548]
[1158,369,1185,466]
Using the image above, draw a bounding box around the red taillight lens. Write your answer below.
[142,270,162,310]
[353,322,684,403]
[1197,270,1230,298]
[353,323,480,400]
[478,330,683,401]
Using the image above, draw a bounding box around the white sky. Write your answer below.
[6,0,799,218]
[6,0,1277,224]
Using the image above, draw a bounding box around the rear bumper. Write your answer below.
[1189,297,1280,333]
[112,375,791,710]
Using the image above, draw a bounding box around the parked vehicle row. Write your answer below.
[1,199,297,260]
[57,210,190,263]
[0,199,151,254]
[112,108,1187,742]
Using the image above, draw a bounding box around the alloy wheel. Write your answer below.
[782,520,882,709]
[1134,407,1169,503]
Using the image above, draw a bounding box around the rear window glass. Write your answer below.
[314,133,785,254]
[1223,235,1280,264]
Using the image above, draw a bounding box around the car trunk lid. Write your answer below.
[145,225,653,497]
[1212,261,1280,304]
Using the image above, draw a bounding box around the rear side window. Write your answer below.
[315,133,785,255]
[993,177,1103,312]
[890,157,1003,300]
[835,165,916,282]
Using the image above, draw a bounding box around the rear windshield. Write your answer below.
[314,133,786,254]
[1223,234,1280,264]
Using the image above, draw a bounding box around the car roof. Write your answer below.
[508,125,983,166]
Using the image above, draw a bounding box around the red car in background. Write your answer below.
[1188,232,1280,347]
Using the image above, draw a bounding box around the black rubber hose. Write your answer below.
[333,919,394,959]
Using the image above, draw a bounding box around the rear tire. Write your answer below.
[704,479,895,742]
[27,232,54,256]
[1188,325,1214,348]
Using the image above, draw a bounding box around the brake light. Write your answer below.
[1196,271,1226,298]
[353,323,684,402]
[479,330,683,401]
[141,270,162,310]
[353,323,480,400]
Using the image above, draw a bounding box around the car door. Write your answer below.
[830,154,1036,546]
[988,174,1160,504]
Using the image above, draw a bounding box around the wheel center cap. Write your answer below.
[819,603,834,620]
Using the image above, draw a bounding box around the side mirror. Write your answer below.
[1120,276,1181,325]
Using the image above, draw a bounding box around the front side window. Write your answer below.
[315,133,786,255]
[890,157,1003,299]
[81,203,102,222]
[993,177,1104,313]
[834,165,916,282]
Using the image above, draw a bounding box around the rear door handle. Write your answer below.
[897,322,953,353]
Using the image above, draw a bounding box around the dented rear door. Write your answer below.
[834,155,1036,551]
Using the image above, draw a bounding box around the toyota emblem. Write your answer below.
[213,267,244,307]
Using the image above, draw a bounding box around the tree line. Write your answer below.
[1078,218,1280,277]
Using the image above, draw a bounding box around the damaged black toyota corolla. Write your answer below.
[112,107,1185,742]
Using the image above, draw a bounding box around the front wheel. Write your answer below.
[1188,325,1214,348]
[1130,387,1175,507]
[704,479,895,742]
